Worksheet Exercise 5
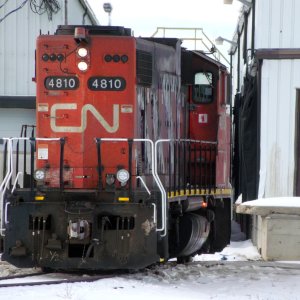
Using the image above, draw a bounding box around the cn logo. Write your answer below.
[198,114,208,124]
[50,103,119,133]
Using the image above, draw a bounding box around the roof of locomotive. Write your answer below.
[55,25,133,37]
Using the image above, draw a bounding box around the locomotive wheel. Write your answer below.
[176,213,210,258]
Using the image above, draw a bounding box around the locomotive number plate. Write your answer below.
[44,76,79,90]
[88,77,126,91]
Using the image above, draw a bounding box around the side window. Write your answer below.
[192,72,213,104]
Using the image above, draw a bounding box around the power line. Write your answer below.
[0,0,60,23]
[0,0,28,23]
[0,0,9,10]
[30,0,60,20]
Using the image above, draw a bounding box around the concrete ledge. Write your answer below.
[236,197,300,261]
[235,197,300,216]
[236,204,300,216]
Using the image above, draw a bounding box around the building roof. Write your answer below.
[78,0,99,25]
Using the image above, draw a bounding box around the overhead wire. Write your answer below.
[0,0,8,10]
[30,0,60,20]
[0,0,60,23]
[0,0,28,23]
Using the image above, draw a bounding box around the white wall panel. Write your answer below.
[256,0,300,49]
[259,60,300,197]
[0,109,35,137]
[0,0,96,97]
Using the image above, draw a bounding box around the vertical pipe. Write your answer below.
[173,141,176,194]
[16,140,19,178]
[237,34,241,92]
[188,141,191,193]
[96,138,102,190]
[205,145,209,193]
[24,126,27,175]
[177,140,181,194]
[256,59,262,199]
[251,0,256,58]
[209,144,213,193]
[183,140,186,190]
[193,142,196,189]
[229,54,233,185]
[59,138,65,192]
[199,143,202,190]
[168,143,171,196]
[3,141,7,181]
[128,139,133,195]
[64,0,68,25]
[30,138,35,193]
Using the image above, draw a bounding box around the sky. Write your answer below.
[87,0,242,61]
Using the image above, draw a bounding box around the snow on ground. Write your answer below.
[1,221,300,299]
[194,239,261,262]
[1,256,300,300]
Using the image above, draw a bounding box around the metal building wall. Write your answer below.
[259,59,300,197]
[230,0,300,198]
[255,0,300,49]
[0,0,98,140]
[0,0,97,97]
[255,0,300,197]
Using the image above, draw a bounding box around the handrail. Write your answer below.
[96,137,166,235]
[151,27,230,66]
[154,139,170,237]
[0,137,62,236]
[0,138,13,236]
[136,176,151,195]
[154,138,218,237]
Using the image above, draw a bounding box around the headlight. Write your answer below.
[116,169,130,184]
[77,47,88,58]
[34,169,45,181]
[78,61,88,71]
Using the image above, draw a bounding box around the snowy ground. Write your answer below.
[1,221,300,299]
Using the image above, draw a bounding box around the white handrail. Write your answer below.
[154,139,170,237]
[136,176,151,195]
[0,138,13,236]
[153,138,213,237]
[4,202,10,225]
[97,138,166,234]
[11,172,23,194]
[0,137,63,236]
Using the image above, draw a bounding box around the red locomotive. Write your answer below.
[0,25,231,270]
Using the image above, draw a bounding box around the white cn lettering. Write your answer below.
[50,103,119,133]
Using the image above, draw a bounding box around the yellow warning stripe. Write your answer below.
[118,197,130,202]
[168,188,232,199]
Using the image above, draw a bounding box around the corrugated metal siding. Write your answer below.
[0,0,96,97]
[0,108,35,137]
[256,0,300,48]
[259,59,300,197]
[230,0,300,198]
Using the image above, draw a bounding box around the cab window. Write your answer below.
[192,72,213,104]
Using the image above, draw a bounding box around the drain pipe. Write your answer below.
[64,0,68,25]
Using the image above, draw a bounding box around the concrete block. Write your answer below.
[260,214,300,261]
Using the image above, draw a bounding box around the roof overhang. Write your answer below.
[0,96,35,109]
[255,48,300,60]
[78,0,99,25]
